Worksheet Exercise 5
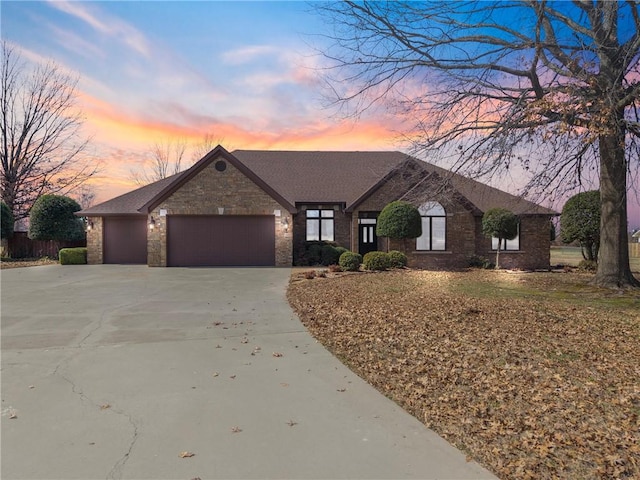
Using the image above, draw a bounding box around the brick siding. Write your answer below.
[147,160,292,267]
[86,217,103,265]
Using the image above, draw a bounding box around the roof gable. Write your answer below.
[139,146,296,213]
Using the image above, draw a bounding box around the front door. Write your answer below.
[358,218,378,255]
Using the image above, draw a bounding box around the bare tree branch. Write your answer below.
[314,0,640,287]
[0,42,96,220]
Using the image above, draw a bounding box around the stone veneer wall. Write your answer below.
[475,215,552,270]
[147,160,292,267]
[353,171,477,269]
[86,217,103,265]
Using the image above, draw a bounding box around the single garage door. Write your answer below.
[103,216,148,264]
[167,215,275,267]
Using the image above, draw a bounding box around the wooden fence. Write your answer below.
[5,232,86,259]
[631,243,640,258]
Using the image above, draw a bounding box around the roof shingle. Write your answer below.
[78,149,557,217]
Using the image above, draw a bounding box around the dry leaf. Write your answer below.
[100,404,111,410]
[212,372,219,377]
[288,269,640,480]
[272,352,283,357]
[230,426,242,433]
[9,410,17,419]
[179,451,195,458]
[287,420,298,427]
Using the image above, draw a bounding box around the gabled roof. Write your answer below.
[78,147,557,217]
[78,173,179,216]
[232,150,409,208]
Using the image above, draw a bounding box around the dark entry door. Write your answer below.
[358,218,378,255]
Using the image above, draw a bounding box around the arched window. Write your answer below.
[416,202,446,251]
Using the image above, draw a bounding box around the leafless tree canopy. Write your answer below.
[0,42,96,221]
[130,133,227,186]
[130,138,188,185]
[316,1,640,287]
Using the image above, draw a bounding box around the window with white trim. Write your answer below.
[416,202,446,251]
[491,224,520,251]
[306,209,334,241]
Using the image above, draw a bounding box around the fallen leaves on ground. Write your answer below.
[179,451,195,458]
[288,269,640,480]
[0,258,57,269]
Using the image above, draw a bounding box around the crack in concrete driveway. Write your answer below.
[1,265,495,480]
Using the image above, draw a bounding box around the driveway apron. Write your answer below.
[1,265,495,479]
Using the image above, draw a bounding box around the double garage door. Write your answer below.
[167,215,275,267]
[103,215,275,266]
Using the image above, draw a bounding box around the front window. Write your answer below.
[416,202,446,251]
[306,209,334,241]
[492,225,520,251]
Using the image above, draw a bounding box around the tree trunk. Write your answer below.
[495,240,501,270]
[594,131,639,288]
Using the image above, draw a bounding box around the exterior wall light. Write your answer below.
[282,217,289,232]
[149,216,156,230]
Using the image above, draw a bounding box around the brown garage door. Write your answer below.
[103,216,148,264]
[167,215,275,267]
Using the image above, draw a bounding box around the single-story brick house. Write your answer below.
[78,145,557,269]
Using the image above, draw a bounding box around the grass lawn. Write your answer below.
[288,269,640,480]
[551,245,640,273]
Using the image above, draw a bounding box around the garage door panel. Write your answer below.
[167,216,275,267]
[103,217,147,264]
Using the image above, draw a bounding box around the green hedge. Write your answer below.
[339,251,362,271]
[388,250,408,268]
[59,247,87,265]
[363,251,390,271]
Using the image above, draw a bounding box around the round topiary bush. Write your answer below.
[387,250,407,268]
[376,201,422,239]
[363,251,390,271]
[339,251,362,271]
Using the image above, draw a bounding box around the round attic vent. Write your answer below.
[214,160,227,172]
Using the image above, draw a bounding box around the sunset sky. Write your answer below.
[2,1,639,228]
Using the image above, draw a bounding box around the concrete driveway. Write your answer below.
[1,265,495,479]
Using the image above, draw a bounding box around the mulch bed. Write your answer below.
[287,269,640,479]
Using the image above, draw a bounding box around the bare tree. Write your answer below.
[130,138,187,185]
[71,184,96,210]
[316,1,640,288]
[0,42,96,221]
[190,132,228,162]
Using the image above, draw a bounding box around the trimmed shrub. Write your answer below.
[388,250,407,268]
[335,246,349,257]
[467,254,494,269]
[363,251,390,271]
[28,195,85,241]
[339,251,362,271]
[321,244,341,266]
[59,247,87,265]
[306,243,323,265]
[377,201,422,239]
